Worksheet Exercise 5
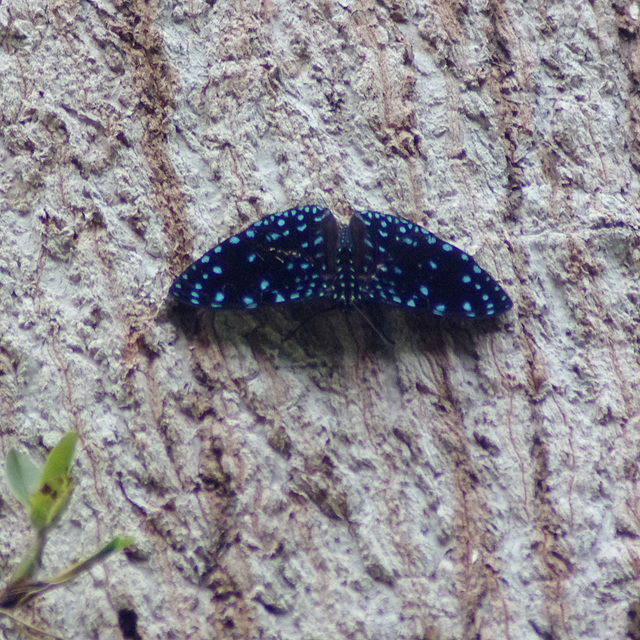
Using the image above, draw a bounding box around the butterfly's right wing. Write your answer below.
[351,211,512,318]
[170,206,339,308]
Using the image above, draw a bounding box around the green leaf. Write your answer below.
[40,433,77,485]
[29,433,77,530]
[5,450,41,507]
[102,536,135,553]
[47,536,135,587]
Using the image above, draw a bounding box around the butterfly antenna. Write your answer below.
[353,305,394,345]
[282,305,393,345]
[282,306,337,343]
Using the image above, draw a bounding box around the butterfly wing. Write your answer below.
[170,206,339,308]
[351,211,512,318]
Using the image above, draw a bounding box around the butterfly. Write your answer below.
[170,206,512,319]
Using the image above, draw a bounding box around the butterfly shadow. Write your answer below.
[168,301,379,362]
[167,299,512,374]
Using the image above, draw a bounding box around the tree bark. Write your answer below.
[1,0,639,638]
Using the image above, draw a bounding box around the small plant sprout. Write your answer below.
[0,432,134,637]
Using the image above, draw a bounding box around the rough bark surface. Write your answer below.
[1,0,640,639]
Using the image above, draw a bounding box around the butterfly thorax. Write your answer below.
[331,226,359,307]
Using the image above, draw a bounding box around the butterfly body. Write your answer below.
[170,206,512,319]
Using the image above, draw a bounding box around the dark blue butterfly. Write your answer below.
[170,206,512,319]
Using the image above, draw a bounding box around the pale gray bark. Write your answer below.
[1,0,639,638]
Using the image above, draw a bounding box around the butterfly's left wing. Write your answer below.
[351,211,512,318]
[170,206,339,309]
